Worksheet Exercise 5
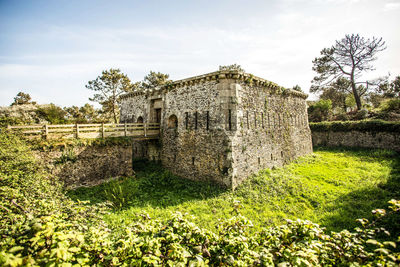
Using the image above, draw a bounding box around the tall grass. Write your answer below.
[68,147,400,235]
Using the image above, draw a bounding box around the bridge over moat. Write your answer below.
[7,123,160,140]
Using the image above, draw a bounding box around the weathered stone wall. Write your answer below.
[312,131,400,151]
[120,70,313,188]
[34,144,133,189]
[119,93,148,123]
[230,81,312,187]
[161,80,232,187]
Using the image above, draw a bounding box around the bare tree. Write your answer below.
[311,34,386,110]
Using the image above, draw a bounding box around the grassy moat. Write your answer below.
[2,131,400,265]
[68,147,400,235]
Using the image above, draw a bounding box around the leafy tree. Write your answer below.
[11,92,36,106]
[376,75,400,98]
[64,106,81,122]
[219,64,245,72]
[36,104,67,124]
[379,99,400,113]
[64,103,99,123]
[86,69,134,123]
[311,34,386,110]
[307,99,332,122]
[318,78,355,112]
[79,103,99,122]
[141,71,171,90]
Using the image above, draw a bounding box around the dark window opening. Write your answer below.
[206,111,209,130]
[194,112,198,130]
[261,113,264,128]
[185,112,189,129]
[271,154,273,160]
[254,112,257,128]
[155,108,162,123]
[258,157,260,165]
[192,157,195,165]
[228,109,232,130]
[281,151,283,158]
[174,154,176,162]
[168,114,178,129]
[137,116,144,123]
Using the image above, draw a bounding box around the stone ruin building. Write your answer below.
[120,70,313,189]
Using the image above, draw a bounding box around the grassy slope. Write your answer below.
[68,147,400,234]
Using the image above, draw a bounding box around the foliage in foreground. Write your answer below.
[1,132,400,266]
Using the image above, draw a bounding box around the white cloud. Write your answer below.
[384,2,400,11]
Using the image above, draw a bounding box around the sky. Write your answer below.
[0,0,399,107]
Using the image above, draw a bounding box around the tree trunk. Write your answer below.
[113,105,118,123]
[351,82,362,110]
[350,71,362,110]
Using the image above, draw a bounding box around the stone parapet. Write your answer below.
[120,70,308,100]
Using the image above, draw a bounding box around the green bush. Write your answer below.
[36,104,68,124]
[380,99,400,113]
[334,113,350,121]
[354,108,369,120]
[310,120,400,132]
[104,178,129,209]
[308,99,332,122]
[55,148,77,164]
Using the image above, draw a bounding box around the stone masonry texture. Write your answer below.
[120,70,313,188]
[34,144,133,189]
[312,131,400,152]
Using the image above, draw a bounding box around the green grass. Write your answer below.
[68,147,400,234]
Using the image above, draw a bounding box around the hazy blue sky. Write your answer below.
[0,0,399,107]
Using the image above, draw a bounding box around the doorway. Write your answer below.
[155,108,162,123]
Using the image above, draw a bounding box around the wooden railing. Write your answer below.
[7,123,160,140]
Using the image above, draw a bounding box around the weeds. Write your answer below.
[55,148,77,164]
[104,178,130,209]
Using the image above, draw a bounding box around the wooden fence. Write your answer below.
[7,123,160,140]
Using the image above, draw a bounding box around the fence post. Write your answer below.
[44,124,48,140]
[101,123,105,138]
[144,123,147,137]
[124,122,127,137]
[75,123,79,139]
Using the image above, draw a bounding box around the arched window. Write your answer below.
[168,114,178,129]
[137,116,144,123]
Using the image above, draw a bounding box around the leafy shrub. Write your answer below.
[308,99,332,122]
[380,99,400,113]
[354,108,369,120]
[334,113,350,121]
[0,116,24,127]
[36,104,68,124]
[55,148,77,164]
[310,120,400,132]
[104,178,129,209]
